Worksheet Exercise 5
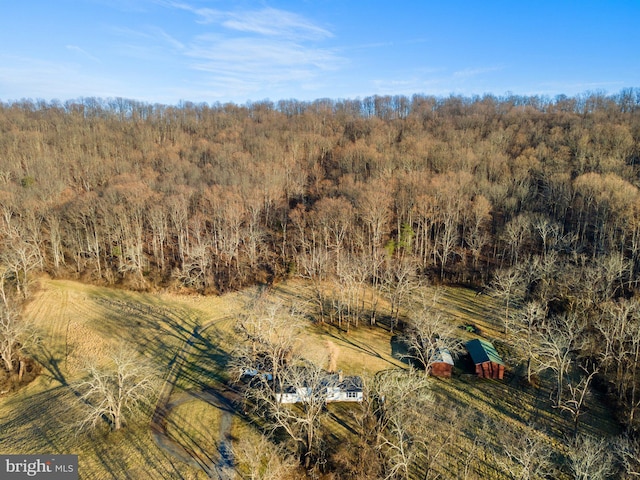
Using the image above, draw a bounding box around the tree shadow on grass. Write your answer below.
[87,292,204,374]
[155,390,243,477]
[31,343,67,386]
[390,334,413,368]
[137,410,204,478]
[0,386,81,452]
[176,328,232,390]
[323,327,400,370]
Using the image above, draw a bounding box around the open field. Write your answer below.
[0,276,622,479]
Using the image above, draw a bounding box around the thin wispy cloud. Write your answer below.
[220,7,332,40]
[66,45,100,62]
[188,35,338,73]
[2,1,637,104]
[108,25,184,51]
[149,27,185,50]
[157,1,343,99]
[166,2,332,40]
[453,66,503,79]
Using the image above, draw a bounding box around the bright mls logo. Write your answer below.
[1,455,77,479]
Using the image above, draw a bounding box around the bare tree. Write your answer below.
[493,423,555,480]
[400,308,462,376]
[489,266,526,334]
[502,214,533,266]
[532,214,561,261]
[233,433,299,480]
[295,248,331,323]
[168,192,191,268]
[593,298,640,431]
[309,196,355,273]
[177,239,212,291]
[290,204,331,323]
[413,193,438,269]
[45,212,65,271]
[64,193,104,279]
[247,361,332,469]
[333,252,370,331]
[464,194,492,270]
[433,206,460,280]
[380,400,423,480]
[594,298,635,379]
[0,301,36,380]
[372,369,433,480]
[356,177,392,263]
[76,345,160,432]
[348,374,386,479]
[558,364,599,436]
[615,434,640,479]
[598,252,630,302]
[381,255,420,332]
[430,171,472,279]
[349,368,433,479]
[510,301,547,384]
[526,251,561,305]
[209,186,244,279]
[620,313,640,430]
[147,200,169,272]
[368,369,465,480]
[567,434,616,480]
[0,266,10,307]
[535,313,583,406]
[413,405,466,480]
[0,235,41,299]
[234,296,300,392]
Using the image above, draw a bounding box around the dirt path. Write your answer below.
[151,317,239,479]
[209,396,234,480]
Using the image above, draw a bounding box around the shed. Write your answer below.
[431,348,454,378]
[465,339,505,379]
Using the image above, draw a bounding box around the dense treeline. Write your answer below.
[2,90,640,289]
[3,89,640,435]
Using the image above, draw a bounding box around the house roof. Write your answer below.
[338,375,363,392]
[465,339,504,366]
[433,348,454,366]
[274,372,363,393]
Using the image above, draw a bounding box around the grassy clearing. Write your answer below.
[0,382,206,480]
[0,276,622,479]
[1,277,246,479]
[301,324,406,374]
[163,399,224,470]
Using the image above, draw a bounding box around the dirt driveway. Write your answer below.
[151,318,241,479]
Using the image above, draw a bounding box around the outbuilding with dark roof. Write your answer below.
[465,339,505,379]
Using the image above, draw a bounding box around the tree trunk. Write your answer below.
[2,353,14,374]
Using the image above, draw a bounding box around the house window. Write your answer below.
[347,391,358,399]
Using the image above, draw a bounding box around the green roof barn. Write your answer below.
[465,339,505,379]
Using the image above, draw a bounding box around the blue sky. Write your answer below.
[1,0,639,105]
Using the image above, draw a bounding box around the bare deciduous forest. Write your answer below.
[3,90,640,478]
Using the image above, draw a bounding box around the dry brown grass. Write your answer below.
[0,277,242,479]
[164,399,224,469]
[0,276,622,479]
